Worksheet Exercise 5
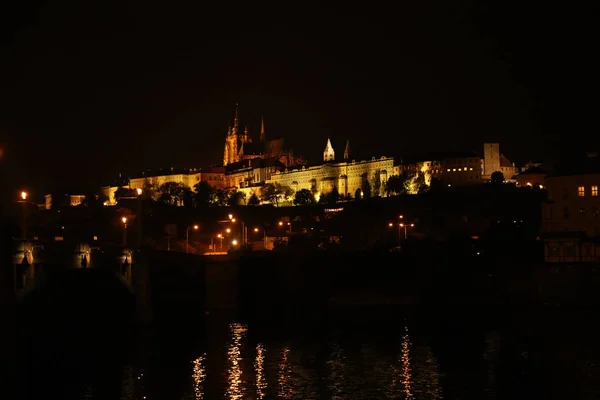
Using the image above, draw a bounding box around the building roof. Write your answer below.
[396,151,481,164]
[499,154,514,168]
[130,167,201,179]
[225,157,284,174]
[517,166,549,176]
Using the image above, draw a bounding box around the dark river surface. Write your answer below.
[13,305,600,399]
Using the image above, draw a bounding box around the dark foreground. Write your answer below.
[11,303,600,400]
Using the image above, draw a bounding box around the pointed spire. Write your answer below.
[260,116,265,141]
[233,103,240,131]
[323,138,335,162]
[344,140,350,160]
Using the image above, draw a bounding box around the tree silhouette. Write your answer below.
[325,186,339,204]
[294,188,315,205]
[227,189,246,206]
[491,171,505,185]
[194,181,213,206]
[157,182,188,206]
[385,174,408,196]
[247,193,260,206]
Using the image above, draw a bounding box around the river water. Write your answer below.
[14,306,600,399]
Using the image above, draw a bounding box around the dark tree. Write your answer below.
[194,181,213,206]
[247,193,260,206]
[294,189,315,205]
[157,182,188,206]
[361,178,372,199]
[260,183,279,205]
[385,175,408,196]
[325,186,339,204]
[355,188,362,200]
[491,171,505,185]
[142,179,158,201]
[213,189,228,206]
[228,189,246,206]
[429,177,444,192]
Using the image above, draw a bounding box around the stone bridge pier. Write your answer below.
[11,239,153,325]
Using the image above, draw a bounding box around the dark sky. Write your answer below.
[0,2,598,197]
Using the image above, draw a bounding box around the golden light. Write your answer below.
[121,217,127,224]
[231,218,236,223]
[389,223,393,227]
[287,222,290,226]
[193,224,199,230]
[217,233,222,238]
[278,221,283,226]
[136,188,143,195]
[226,228,231,233]
[410,223,415,227]
[254,228,259,232]
[103,201,108,206]
[400,223,404,227]
[228,214,233,220]
[231,239,238,246]
[399,215,404,219]
[21,191,27,200]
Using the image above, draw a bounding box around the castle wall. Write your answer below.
[268,157,393,198]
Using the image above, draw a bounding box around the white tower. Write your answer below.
[323,138,335,162]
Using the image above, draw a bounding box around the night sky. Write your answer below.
[0,2,598,197]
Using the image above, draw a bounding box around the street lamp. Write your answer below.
[226,228,231,234]
[121,217,128,246]
[228,214,233,220]
[21,191,27,201]
[232,239,238,246]
[186,224,199,253]
[398,223,415,240]
[136,188,143,248]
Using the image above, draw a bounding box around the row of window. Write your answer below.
[446,167,475,172]
[578,186,599,196]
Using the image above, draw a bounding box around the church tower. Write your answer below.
[323,138,335,162]
[343,140,350,160]
[223,104,252,165]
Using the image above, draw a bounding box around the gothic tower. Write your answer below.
[343,140,350,160]
[223,104,253,166]
[323,138,335,162]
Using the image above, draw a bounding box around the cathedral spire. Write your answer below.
[233,103,240,133]
[344,140,350,160]
[260,116,265,141]
[323,138,335,162]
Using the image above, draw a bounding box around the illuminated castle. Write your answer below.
[223,104,304,168]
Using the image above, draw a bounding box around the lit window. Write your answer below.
[578,186,585,196]
[447,169,450,172]
[458,168,462,171]
[593,186,599,196]
[469,168,473,171]
[452,169,456,172]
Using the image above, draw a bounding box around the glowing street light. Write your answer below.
[21,191,27,200]
[136,188,143,196]
[278,221,283,226]
[231,239,238,246]
[254,227,259,232]
[186,224,200,253]
[228,214,233,220]
[231,218,236,223]
[226,228,231,234]
[121,217,128,246]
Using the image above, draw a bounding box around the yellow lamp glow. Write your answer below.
[232,239,238,246]
[21,191,27,200]
[121,217,127,224]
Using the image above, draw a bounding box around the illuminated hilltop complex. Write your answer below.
[88,106,519,206]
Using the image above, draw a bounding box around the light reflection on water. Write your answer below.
[192,354,206,399]
[255,344,267,399]
[226,323,248,400]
